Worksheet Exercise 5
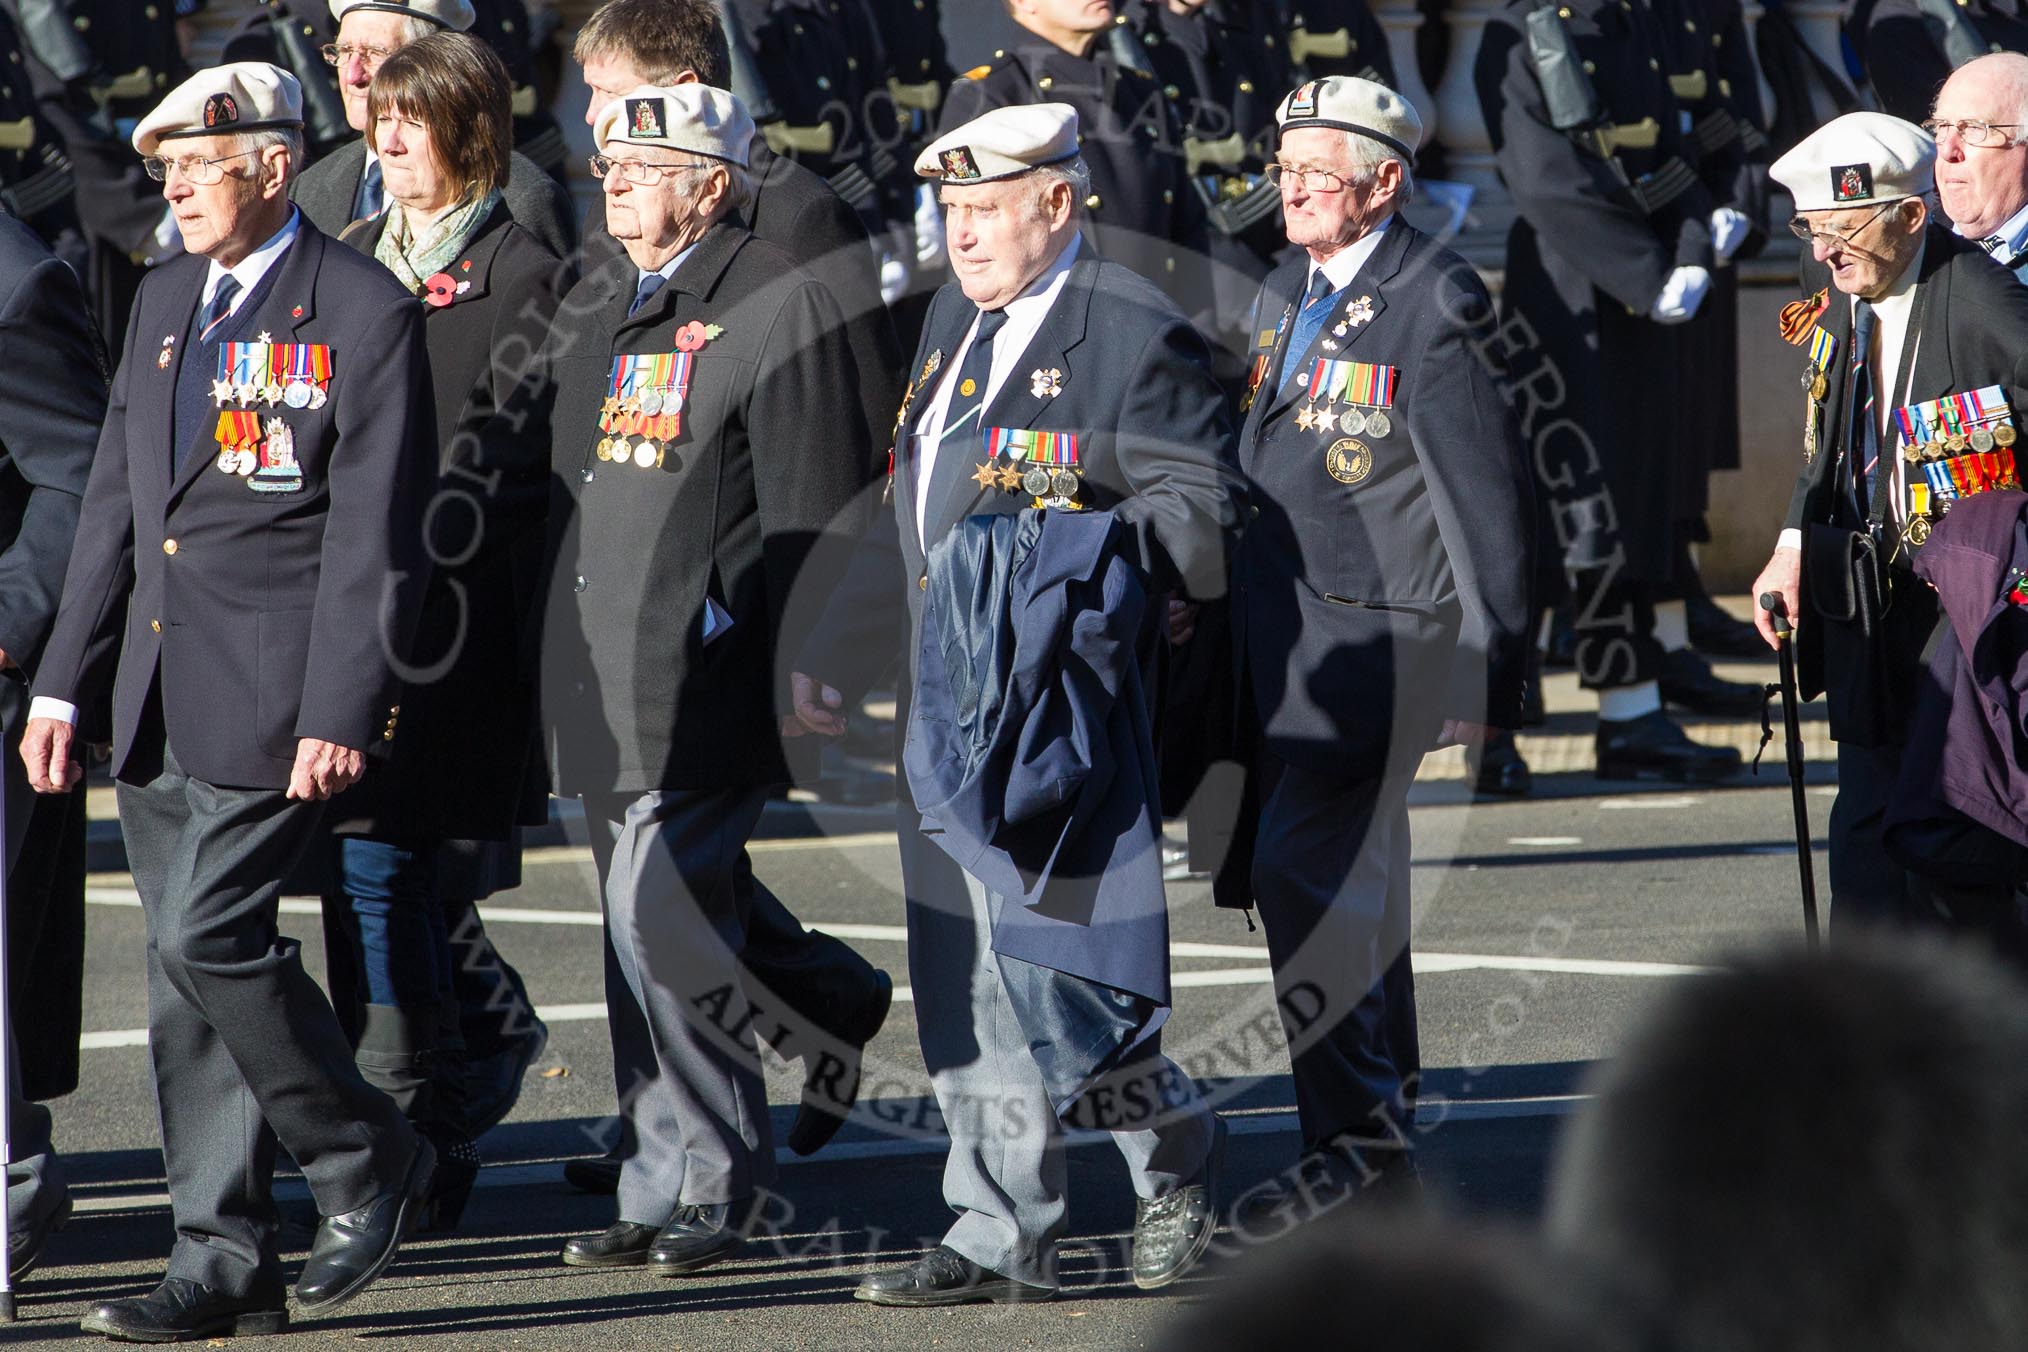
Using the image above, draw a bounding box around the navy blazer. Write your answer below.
[1234,220,1535,780]
[35,220,437,790]
[906,509,1169,1006]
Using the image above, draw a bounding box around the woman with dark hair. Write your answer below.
[315,27,574,1231]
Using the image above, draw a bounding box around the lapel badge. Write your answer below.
[1344,295,1376,328]
[921,349,944,383]
[291,305,304,318]
[157,334,176,369]
[1321,338,1339,352]
[1030,367,1064,399]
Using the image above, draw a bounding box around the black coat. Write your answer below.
[1784,228,2028,741]
[801,246,1242,712]
[581,145,903,477]
[327,204,573,838]
[1476,0,1715,583]
[1862,0,2028,123]
[1234,221,1536,779]
[293,139,579,263]
[523,222,872,795]
[0,213,100,1100]
[35,219,438,790]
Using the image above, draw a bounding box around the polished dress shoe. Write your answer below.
[1467,731,1533,798]
[294,1139,435,1314]
[80,1278,287,1342]
[560,1221,660,1268]
[1687,591,1773,660]
[9,1189,71,1280]
[1131,1114,1224,1289]
[562,1156,622,1195]
[646,1203,747,1275]
[1658,647,1768,717]
[787,969,893,1157]
[1595,710,1742,783]
[854,1246,1054,1307]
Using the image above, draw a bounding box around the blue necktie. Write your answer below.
[921,307,1010,527]
[1849,300,1879,518]
[357,157,384,220]
[198,274,240,338]
[1278,270,1338,393]
[629,272,667,318]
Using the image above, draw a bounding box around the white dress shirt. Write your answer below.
[29,210,304,728]
[1305,213,1393,298]
[912,232,1083,544]
[1962,197,2028,264]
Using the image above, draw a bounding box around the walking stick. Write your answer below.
[0,766,15,1321]
[1760,591,1821,951]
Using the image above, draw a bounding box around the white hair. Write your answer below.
[234,127,305,185]
[674,159,754,218]
[1026,156,1093,209]
[1340,130,1415,203]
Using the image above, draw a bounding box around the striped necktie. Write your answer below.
[1849,299,1879,518]
[198,274,240,339]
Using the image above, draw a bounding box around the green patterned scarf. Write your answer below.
[374,188,502,297]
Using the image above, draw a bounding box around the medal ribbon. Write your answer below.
[1807,328,1837,374]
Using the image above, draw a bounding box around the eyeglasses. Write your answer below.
[1920,118,2023,147]
[587,154,714,185]
[1266,162,1349,193]
[1787,200,1899,249]
[320,41,401,70]
[142,149,261,185]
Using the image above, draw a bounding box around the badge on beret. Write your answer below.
[627,98,666,141]
[204,92,240,129]
[1832,163,1872,203]
[940,147,981,181]
[1287,81,1321,120]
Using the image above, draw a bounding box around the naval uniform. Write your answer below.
[1858,0,2028,124]
[31,212,435,1297]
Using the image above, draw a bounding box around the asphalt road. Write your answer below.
[2,748,1834,1349]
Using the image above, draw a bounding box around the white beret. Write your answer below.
[1276,76,1423,161]
[132,62,304,157]
[1771,111,1935,212]
[594,85,753,169]
[329,0,476,30]
[915,103,1080,184]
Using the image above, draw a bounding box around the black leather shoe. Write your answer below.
[294,1138,435,1314]
[9,1189,70,1281]
[1595,710,1742,783]
[854,1246,1055,1307]
[646,1203,747,1276]
[563,1156,622,1195]
[1658,648,1768,717]
[1688,592,1772,660]
[1467,732,1533,798]
[1131,1114,1224,1290]
[80,1278,287,1342]
[560,1221,661,1268]
[787,970,893,1157]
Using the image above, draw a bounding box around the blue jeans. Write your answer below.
[328,836,450,1009]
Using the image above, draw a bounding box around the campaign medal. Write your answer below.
[1325,437,1372,485]
[1972,426,1997,453]
[987,428,1082,503]
[632,440,659,469]
[1313,406,1338,434]
[1338,407,1368,437]
[1365,411,1392,439]
[1295,404,1318,432]
[1021,466,1053,496]
[249,417,304,493]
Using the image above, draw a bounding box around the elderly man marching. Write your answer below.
[520,85,873,1276]
[1216,76,1534,1224]
[789,103,1241,1304]
[1752,113,2028,934]
[21,63,440,1341]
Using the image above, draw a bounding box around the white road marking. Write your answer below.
[1597,796,1701,810]
[1507,836,1583,847]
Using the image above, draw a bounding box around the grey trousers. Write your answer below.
[118,736,416,1295]
[583,787,777,1221]
[901,824,1214,1289]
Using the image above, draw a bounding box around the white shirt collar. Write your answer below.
[1306,213,1393,296]
[202,207,301,316]
[1961,197,2028,261]
[637,240,697,290]
[999,231,1082,324]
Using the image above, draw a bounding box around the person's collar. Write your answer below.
[1962,195,2028,260]
[994,231,1082,320]
[638,238,699,286]
[204,205,301,300]
[1308,212,1393,293]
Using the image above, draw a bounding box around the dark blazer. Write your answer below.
[330,203,574,838]
[906,509,1171,1006]
[293,139,578,263]
[581,144,902,473]
[801,246,1241,717]
[1476,0,1715,583]
[525,222,872,795]
[1234,221,1535,780]
[1783,226,2028,740]
[34,218,438,790]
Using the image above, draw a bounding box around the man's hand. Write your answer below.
[1166,598,1199,647]
[1437,720,1497,749]
[784,672,847,738]
[288,738,366,801]
[22,717,81,793]
[1751,546,1803,651]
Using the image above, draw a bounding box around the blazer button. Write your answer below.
[162,538,177,555]
[918,575,928,590]
[150,618,162,632]
[1250,505,1260,519]
[574,575,589,593]
[581,468,595,483]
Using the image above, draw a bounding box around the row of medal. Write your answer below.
[1890,387,2020,547]
[212,411,305,493]
[596,352,693,471]
[1296,357,1397,440]
[211,341,332,410]
[973,427,1084,504]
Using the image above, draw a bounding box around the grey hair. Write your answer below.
[675,159,754,218]
[396,15,440,44]
[234,127,305,185]
[1027,155,1093,209]
[1340,130,1415,203]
